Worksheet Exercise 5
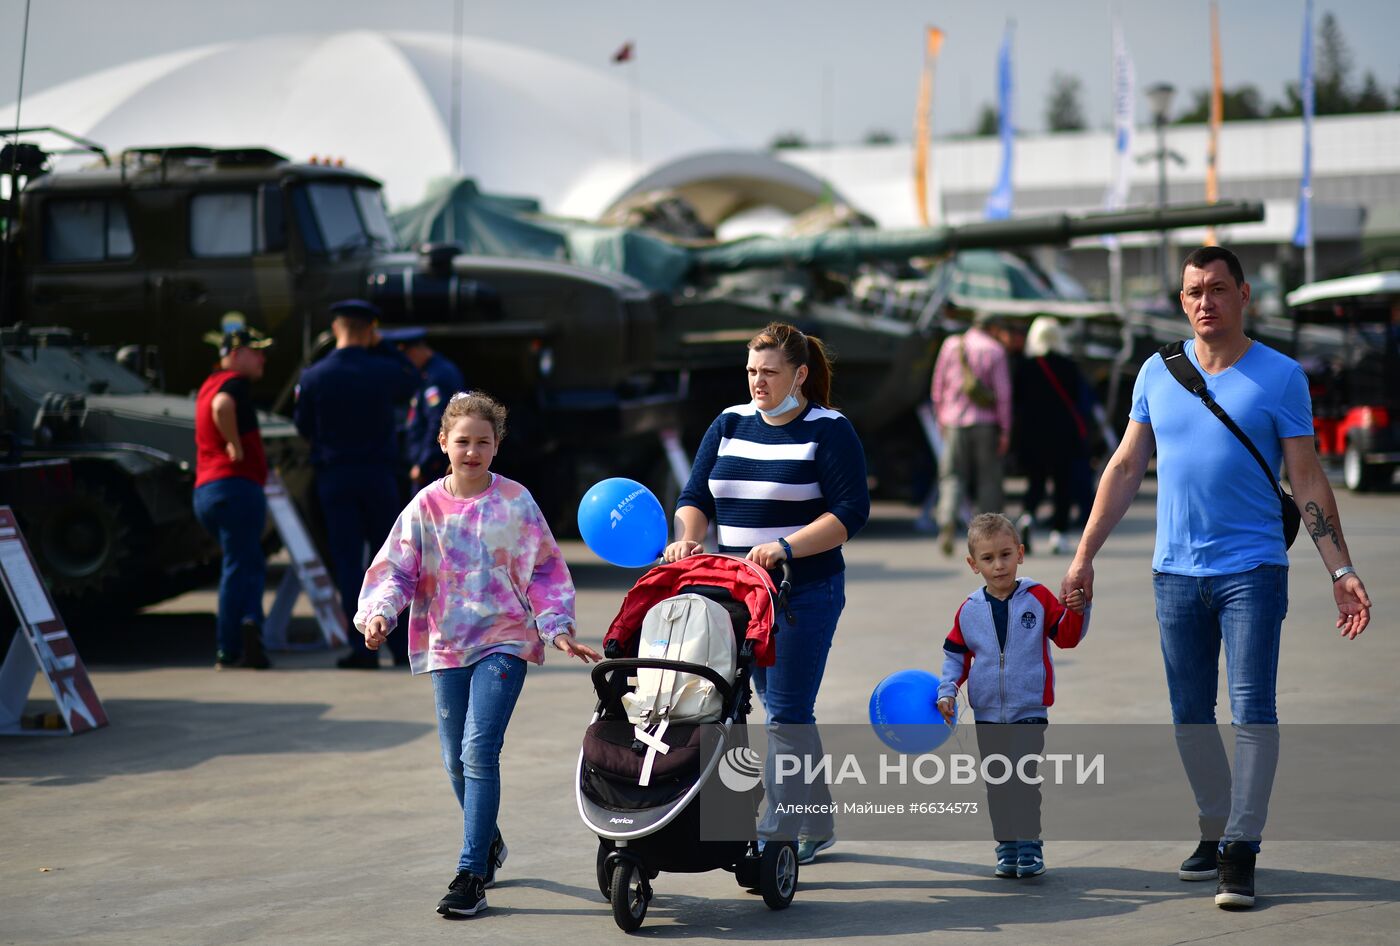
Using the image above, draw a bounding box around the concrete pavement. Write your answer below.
[2,480,1396,944]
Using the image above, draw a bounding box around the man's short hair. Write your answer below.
[1181,245,1245,287]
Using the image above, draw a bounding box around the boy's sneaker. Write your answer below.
[796,834,835,864]
[1016,840,1045,878]
[1215,841,1256,909]
[483,829,508,888]
[994,841,1019,878]
[1179,839,1219,880]
[437,871,487,917]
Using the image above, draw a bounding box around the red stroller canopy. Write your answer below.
[603,554,778,667]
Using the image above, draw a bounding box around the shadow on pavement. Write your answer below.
[0,698,431,787]
[492,851,1400,937]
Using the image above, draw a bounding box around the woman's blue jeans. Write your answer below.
[192,476,267,658]
[431,653,527,875]
[1153,564,1288,847]
[755,572,845,841]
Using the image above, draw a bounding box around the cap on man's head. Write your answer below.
[328,299,382,323]
[203,326,273,358]
[379,326,428,346]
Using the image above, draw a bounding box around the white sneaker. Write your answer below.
[1048,530,1065,555]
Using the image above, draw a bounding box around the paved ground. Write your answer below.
[3,478,1397,945]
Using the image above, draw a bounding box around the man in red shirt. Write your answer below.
[193,324,273,669]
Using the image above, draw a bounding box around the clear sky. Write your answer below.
[2,0,1397,146]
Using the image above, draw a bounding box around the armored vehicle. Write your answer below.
[0,325,308,616]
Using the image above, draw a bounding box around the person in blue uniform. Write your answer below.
[380,327,466,490]
[294,299,420,669]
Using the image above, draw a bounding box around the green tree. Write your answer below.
[974,103,999,137]
[769,131,809,150]
[1175,84,1266,123]
[1314,11,1354,114]
[1045,72,1086,131]
[1354,72,1390,112]
[863,129,896,145]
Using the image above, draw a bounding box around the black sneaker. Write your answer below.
[1179,839,1219,880]
[337,651,380,670]
[240,621,272,670]
[214,651,238,671]
[483,829,508,889]
[1215,841,1256,909]
[437,871,487,917]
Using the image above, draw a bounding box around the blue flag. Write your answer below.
[984,22,1015,220]
[1292,0,1314,248]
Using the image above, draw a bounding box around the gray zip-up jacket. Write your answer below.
[938,579,1089,723]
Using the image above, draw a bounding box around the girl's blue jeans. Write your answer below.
[431,653,527,875]
[1153,564,1288,847]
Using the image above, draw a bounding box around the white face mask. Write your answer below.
[755,376,801,417]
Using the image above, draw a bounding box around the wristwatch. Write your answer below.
[1330,565,1358,583]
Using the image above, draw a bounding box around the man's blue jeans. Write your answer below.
[1153,564,1288,847]
[755,572,845,842]
[192,476,267,658]
[431,653,527,876]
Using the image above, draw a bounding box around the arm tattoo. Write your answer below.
[1305,500,1341,551]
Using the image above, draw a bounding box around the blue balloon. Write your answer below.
[869,669,956,754]
[577,478,668,568]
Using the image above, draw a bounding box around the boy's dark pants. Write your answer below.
[975,718,1047,842]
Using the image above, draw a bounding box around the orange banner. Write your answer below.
[913,27,945,226]
[1205,1,1222,245]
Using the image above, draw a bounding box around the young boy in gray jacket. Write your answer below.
[937,513,1089,878]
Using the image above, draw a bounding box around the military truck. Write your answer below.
[0,131,683,528]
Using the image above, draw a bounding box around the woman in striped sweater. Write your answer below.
[663,321,870,864]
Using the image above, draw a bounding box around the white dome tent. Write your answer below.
[4,31,736,213]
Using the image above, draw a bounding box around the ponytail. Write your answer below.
[747,321,834,408]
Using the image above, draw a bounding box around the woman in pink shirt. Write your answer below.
[355,391,601,919]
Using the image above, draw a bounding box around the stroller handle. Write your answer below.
[590,658,735,707]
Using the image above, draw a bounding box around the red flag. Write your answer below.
[611,41,634,64]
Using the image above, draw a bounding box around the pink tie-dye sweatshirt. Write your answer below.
[354,474,576,674]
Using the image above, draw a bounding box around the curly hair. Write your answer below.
[439,390,508,443]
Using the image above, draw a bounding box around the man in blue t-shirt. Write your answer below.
[1061,246,1372,911]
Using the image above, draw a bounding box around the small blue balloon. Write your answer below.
[869,669,955,754]
[577,478,668,568]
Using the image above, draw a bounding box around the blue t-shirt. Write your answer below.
[1129,339,1312,576]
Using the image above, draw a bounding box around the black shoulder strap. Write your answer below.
[1157,341,1288,505]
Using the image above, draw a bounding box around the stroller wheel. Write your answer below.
[595,839,614,901]
[760,841,798,910]
[610,858,650,932]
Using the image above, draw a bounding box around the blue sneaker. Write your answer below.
[995,842,1019,878]
[796,834,835,864]
[1017,840,1045,878]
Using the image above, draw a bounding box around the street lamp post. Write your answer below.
[1144,82,1184,306]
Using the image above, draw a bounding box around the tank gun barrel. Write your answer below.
[688,200,1265,275]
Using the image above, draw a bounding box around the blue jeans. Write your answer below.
[193,476,267,658]
[755,572,845,841]
[431,653,528,875]
[315,465,406,660]
[1153,564,1288,846]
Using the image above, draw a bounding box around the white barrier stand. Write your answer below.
[0,506,108,736]
[262,472,347,650]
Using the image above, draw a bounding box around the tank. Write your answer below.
[0,324,309,616]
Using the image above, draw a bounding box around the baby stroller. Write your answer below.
[576,554,795,932]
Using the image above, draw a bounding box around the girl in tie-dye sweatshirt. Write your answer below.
[354,391,600,918]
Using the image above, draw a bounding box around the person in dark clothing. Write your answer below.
[193,322,274,670]
[381,327,466,490]
[1014,316,1094,555]
[294,299,420,669]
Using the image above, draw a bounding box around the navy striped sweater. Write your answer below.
[678,401,870,585]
